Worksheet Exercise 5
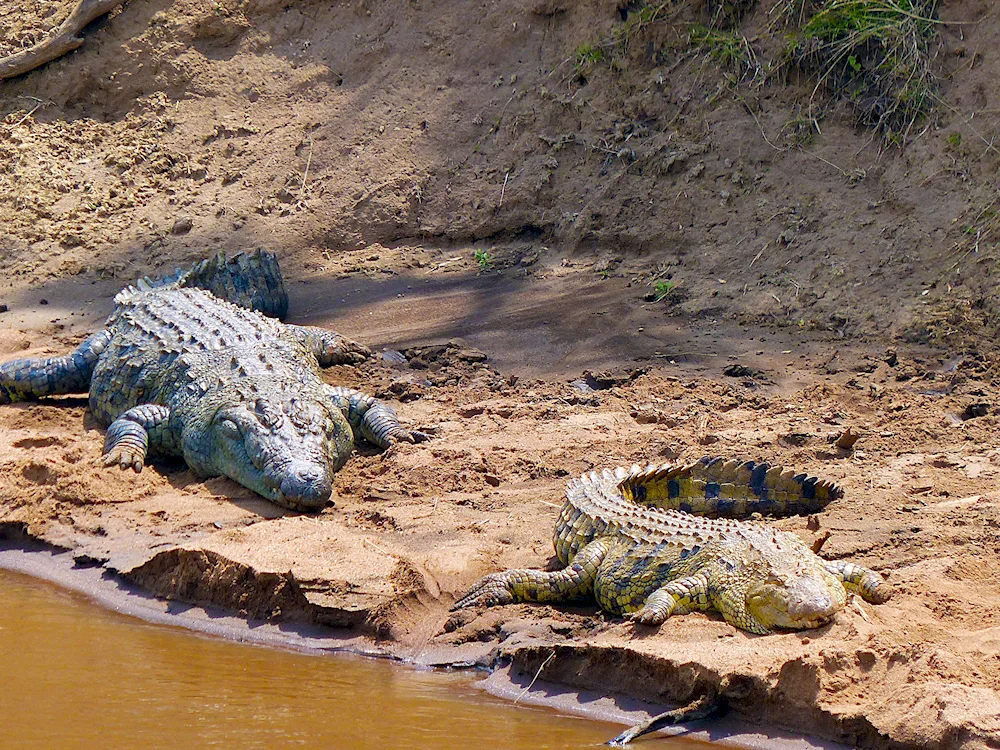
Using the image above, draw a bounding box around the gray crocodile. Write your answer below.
[0,250,425,511]
[454,458,890,634]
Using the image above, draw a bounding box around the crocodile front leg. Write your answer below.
[286,325,371,366]
[452,537,614,609]
[102,404,173,473]
[0,330,111,403]
[324,385,428,448]
[621,574,713,626]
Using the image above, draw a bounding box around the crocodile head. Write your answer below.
[198,396,353,511]
[745,567,848,632]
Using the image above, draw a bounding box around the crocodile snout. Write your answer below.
[786,578,844,623]
[276,462,333,511]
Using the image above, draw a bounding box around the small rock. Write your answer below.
[171,217,193,235]
[60,231,82,247]
[458,405,485,418]
[781,432,813,447]
[723,363,754,377]
[455,347,488,363]
[379,349,408,368]
[39,299,49,305]
[657,444,680,459]
[835,427,860,450]
[593,255,622,273]
[484,474,501,487]
[72,553,107,568]
[0,304,7,314]
[385,379,424,402]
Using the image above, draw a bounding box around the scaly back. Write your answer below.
[620,456,842,517]
[553,458,844,565]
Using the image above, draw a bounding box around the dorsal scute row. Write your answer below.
[617,456,844,519]
[115,288,283,355]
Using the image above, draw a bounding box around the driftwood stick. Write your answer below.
[606,693,722,746]
[0,0,124,81]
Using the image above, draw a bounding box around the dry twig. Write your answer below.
[0,0,124,82]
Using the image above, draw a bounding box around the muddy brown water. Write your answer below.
[0,569,710,749]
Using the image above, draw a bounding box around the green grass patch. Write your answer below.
[574,43,606,70]
[689,25,763,83]
[787,0,939,142]
[473,249,493,271]
[653,279,677,301]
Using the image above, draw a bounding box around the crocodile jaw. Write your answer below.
[746,572,848,631]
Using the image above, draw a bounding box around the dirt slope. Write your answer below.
[3,1,1000,747]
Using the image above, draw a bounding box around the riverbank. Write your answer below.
[0,535,839,748]
[2,258,1000,748]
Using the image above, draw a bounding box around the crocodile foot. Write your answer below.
[452,572,517,610]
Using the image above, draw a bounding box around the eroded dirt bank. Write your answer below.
[3,0,1000,747]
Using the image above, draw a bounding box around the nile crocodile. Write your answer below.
[0,250,425,511]
[454,457,889,634]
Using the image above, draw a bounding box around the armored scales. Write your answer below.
[0,251,424,511]
[455,457,890,634]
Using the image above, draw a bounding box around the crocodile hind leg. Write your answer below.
[0,330,111,404]
[452,538,614,609]
[285,325,371,366]
[824,560,891,603]
[102,404,173,472]
[324,385,428,447]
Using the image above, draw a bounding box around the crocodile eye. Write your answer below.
[220,419,241,438]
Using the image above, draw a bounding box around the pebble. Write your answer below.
[171,217,193,235]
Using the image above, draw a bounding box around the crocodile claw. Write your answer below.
[101,448,144,474]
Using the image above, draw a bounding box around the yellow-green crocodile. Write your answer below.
[453,457,889,634]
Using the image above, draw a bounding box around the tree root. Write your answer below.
[606,693,723,746]
[0,0,124,82]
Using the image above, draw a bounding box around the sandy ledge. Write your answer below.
[0,537,844,750]
[3,0,1000,747]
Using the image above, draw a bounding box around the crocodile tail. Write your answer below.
[116,250,289,319]
[617,456,843,519]
[556,468,628,565]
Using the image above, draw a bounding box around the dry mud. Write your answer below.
[3,1,1000,747]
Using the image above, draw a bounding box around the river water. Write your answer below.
[0,569,708,749]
